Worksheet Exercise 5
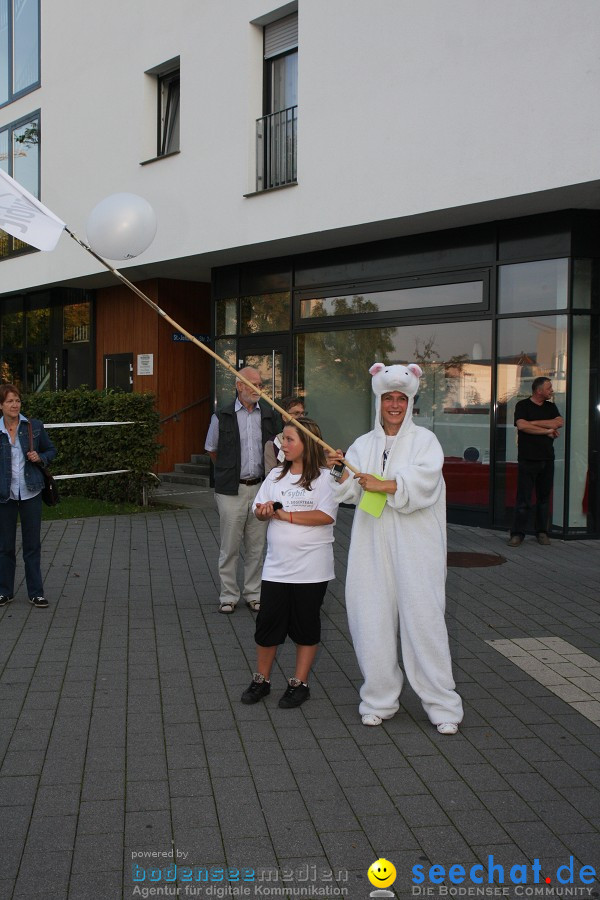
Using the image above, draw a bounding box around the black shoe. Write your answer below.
[0,595,13,607]
[29,596,48,608]
[241,673,271,704]
[278,677,310,709]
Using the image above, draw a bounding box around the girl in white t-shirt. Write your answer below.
[242,418,338,709]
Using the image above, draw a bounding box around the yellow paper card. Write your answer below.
[358,475,387,518]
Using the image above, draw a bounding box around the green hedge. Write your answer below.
[22,388,161,504]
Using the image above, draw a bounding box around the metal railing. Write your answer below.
[256,105,298,191]
[159,395,210,425]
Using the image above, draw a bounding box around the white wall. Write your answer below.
[2,0,600,293]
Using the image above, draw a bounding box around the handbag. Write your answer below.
[27,421,60,507]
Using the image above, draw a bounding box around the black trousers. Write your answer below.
[511,459,554,537]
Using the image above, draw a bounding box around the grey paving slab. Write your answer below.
[1,502,600,898]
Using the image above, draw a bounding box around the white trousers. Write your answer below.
[215,484,266,606]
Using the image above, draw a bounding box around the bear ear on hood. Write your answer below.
[408,364,423,379]
[369,363,385,376]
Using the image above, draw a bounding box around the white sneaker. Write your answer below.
[437,722,459,735]
[362,713,383,726]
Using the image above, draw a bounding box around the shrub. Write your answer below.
[23,388,161,504]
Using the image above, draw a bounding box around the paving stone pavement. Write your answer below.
[0,493,599,900]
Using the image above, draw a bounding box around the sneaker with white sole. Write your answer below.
[29,596,49,608]
[362,713,383,726]
[436,722,459,735]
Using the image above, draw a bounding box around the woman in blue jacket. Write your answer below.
[0,383,56,608]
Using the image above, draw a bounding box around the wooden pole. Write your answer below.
[67,228,359,475]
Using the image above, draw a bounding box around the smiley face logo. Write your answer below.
[367,859,397,889]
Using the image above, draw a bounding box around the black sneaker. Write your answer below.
[29,596,49,608]
[278,677,310,709]
[241,673,271,705]
[0,595,13,607]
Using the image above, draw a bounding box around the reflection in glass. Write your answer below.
[216,299,238,336]
[572,260,592,310]
[2,311,24,348]
[0,351,23,387]
[296,320,492,509]
[241,293,290,334]
[13,116,39,197]
[63,303,90,343]
[243,352,282,401]
[214,339,237,409]
[299,281,483,319]
[498,259,568,314]
[13,0,39,95]
[26,308,49,345]
[569,317,591,530]
[0,0,8,104]
[495,315,567,530]
[27,350,50,392]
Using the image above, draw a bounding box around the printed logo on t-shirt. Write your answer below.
[281,486,315,510]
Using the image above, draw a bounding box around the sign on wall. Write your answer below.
[137,354,154,376]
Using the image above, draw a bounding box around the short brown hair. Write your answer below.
[0,383,22,404]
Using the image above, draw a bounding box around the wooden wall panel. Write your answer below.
[95,278,212,472]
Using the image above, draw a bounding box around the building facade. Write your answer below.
[1,0,599,533]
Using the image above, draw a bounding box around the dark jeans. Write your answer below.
[0,493,44,597]
[511,459,554,537]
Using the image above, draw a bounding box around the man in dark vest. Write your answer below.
[205,367,280,613]
[508,376,563,547]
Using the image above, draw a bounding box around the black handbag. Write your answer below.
[27,421,60,507]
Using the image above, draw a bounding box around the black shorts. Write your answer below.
[254,580,328,647]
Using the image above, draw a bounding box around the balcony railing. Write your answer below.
[256,105,298,191]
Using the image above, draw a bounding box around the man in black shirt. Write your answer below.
[508,377,563,547]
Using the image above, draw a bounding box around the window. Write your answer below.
[0,0,40,106]
[0,110,39,259]
[158,68,180,156]
[256,13,298,190]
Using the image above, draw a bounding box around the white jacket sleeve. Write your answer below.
[386,433,444,514]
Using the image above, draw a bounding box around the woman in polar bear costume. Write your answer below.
[328,363,463,733]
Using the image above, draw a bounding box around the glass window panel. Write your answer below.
[299,281,483,319]
[240,293,290,334]
[269,51,298,112]
[498,259,568,314]
[2,310,23,347]
[572,259,592,310]
[569,317,591,530]
[215,298,237,335]
[13,0,39,94]
[296,320,492,509]
[159,70,180,155]
[26,349,49,391]
[495,315,567,530]
[0,0,8,104]
[243,351,283,400]
[214,338,237,409]
[26,307,49,345]
[13,116,38,196]
[63,302,90,343]
[0,350,23,386]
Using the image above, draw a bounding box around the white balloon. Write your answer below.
[86,193,157,260]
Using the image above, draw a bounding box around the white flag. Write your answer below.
[0,168,65,251]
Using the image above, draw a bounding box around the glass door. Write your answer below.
[238,335,291,405]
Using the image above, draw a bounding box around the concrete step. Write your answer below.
[175,462,211,476]
[160,472,211,487]
[190,453,212,466]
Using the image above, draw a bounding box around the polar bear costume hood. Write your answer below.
[369,362,422,437]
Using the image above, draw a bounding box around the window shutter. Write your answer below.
[264,13,298,59]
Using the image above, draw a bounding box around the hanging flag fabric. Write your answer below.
[0,168,65,251]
